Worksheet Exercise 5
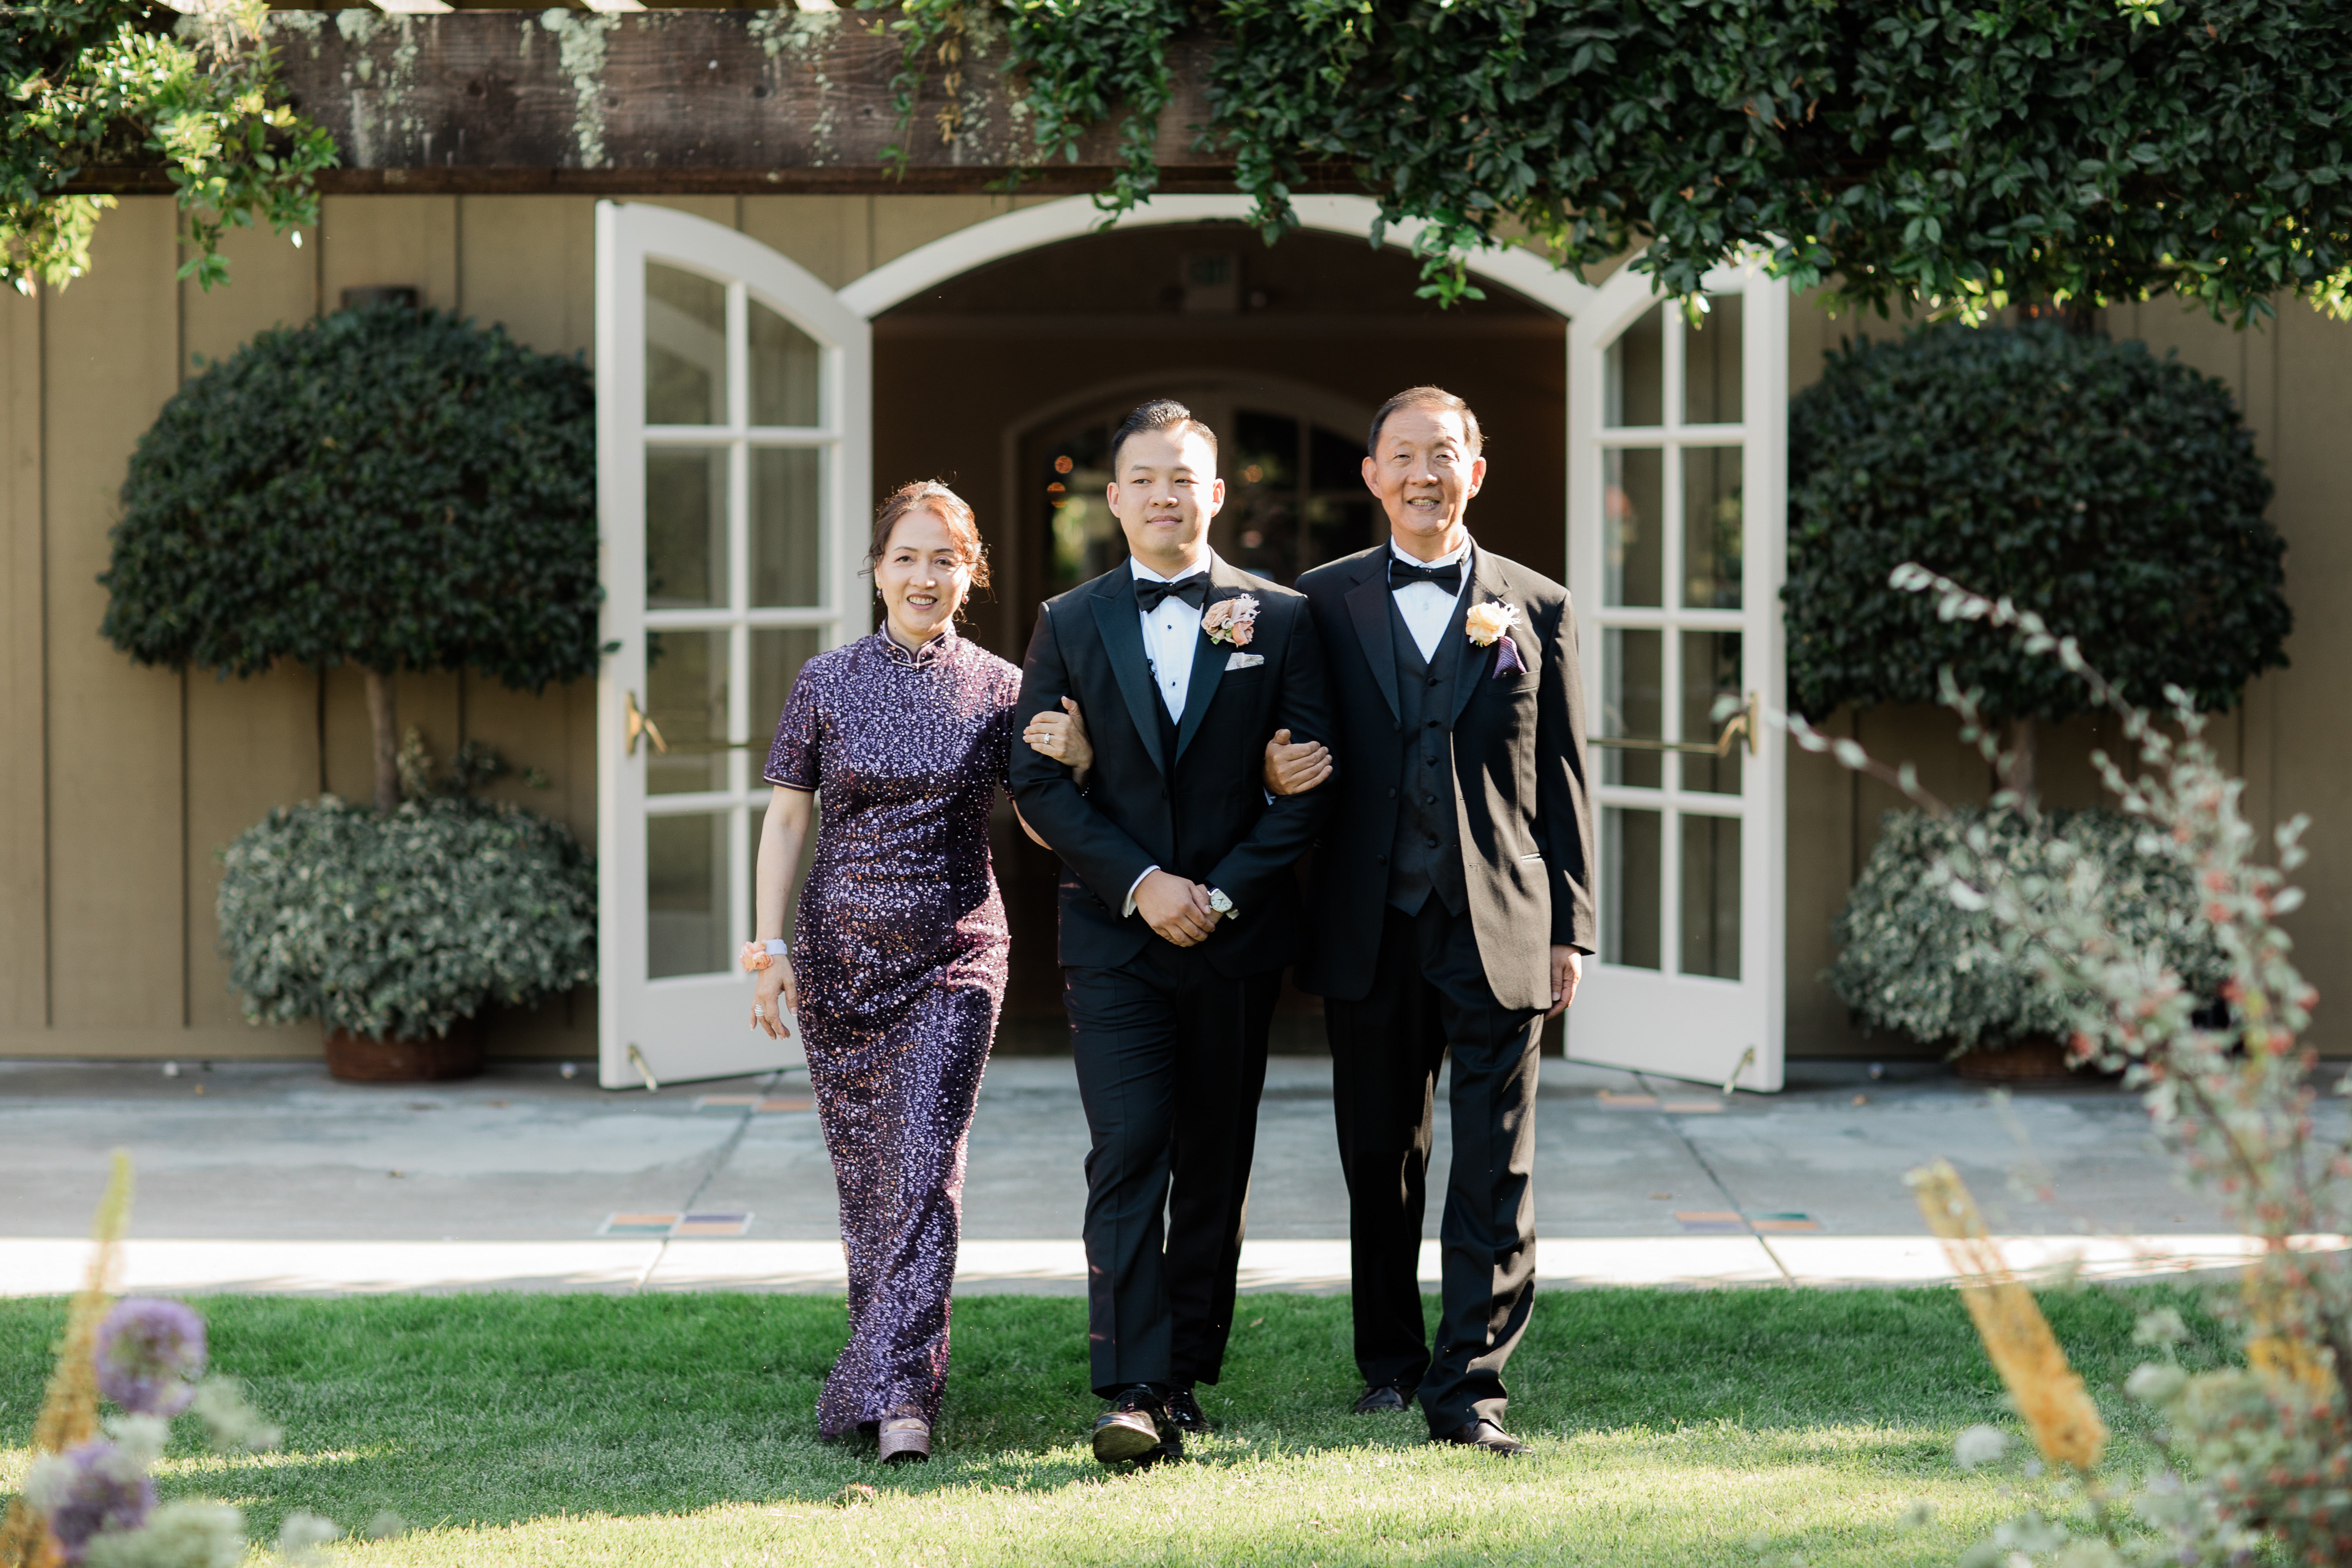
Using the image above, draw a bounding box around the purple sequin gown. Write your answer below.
[764,627,1019,1438]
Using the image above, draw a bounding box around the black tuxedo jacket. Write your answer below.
[1293,542,1596,1011]
[1012,557,1338,977]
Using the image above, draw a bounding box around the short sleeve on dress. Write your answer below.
[764,657,825,790]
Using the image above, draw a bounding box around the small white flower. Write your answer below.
[1953,1423,2011,1470]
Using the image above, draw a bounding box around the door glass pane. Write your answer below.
[1682,447,1743,609]
[751,448,821,607]
[1680,813,1741,980]
[646,630,730,797]
[647,448,729,609]
[1603,448,1663,608]
[750,628,824,763]
[1683,293,1744,425]
[645,264,728,427]
[648,811,730,979]
[1604,304,1664,427]
[749,301,820,427]
[1603,807,1662,970]
[1680,632,1744,795]
[1602,629,1662,789]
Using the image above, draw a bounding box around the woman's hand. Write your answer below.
[1022,697,1094,778]
[1264,729,1333,795]
[751,956,796,1040]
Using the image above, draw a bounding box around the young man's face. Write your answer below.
[1108,425,1224,572]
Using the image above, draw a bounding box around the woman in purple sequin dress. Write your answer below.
[748,482,1091,1463]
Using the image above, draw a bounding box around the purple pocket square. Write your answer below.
[1490,635,1527,679]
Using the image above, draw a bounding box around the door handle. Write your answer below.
[1591,692,1756,758]
[624,691,668,757]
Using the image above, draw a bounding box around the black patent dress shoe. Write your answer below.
[1162,1386,1211,1434]
[1431,1418,1530,1456]
[1092,1385,1169,1466]
[1352,1382,1416,1415]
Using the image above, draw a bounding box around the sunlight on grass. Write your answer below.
[1,1288,2230,1567]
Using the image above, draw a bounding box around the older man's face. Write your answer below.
[1362,406,1485,558]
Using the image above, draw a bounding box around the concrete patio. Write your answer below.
[0,1053,2315,1297]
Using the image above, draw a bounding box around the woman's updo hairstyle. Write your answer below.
[865,480,991,592]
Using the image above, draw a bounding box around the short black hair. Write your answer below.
[1368,386,1484,458]
[1109,399,1220,475]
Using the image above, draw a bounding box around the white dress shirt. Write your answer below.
[1124,549,1217,916]
[1390,537,1472,662]
[1133,550,1213,720]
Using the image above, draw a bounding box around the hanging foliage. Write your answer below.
[2,0,335,294]
[866,0,2352,321]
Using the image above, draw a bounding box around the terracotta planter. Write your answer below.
[324,1018,483,1082]
[1952,1034,2088,1086]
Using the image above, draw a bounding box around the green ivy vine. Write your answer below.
[865,0,2352,322]
[3,0,335,294]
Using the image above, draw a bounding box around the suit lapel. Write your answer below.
[1088,572,1167,775]
[1174,558,1252,762]
[1449,547,1507,727]
[1344,554,1402,724]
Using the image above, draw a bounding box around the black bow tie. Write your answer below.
[1135,572,1210,613]
[1390,558,1462,592]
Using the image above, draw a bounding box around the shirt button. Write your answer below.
[1425,834,1440,848]
[1427,676,1439,686]
[1423,794,1436,804]
[1425,719,1440,729]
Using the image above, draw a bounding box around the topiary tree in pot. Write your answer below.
[1788,322,2290,1067]
[99,300,598,812]
[99,301,599,1078]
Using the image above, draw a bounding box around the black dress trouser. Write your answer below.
[1325,899,1543,1435]
[1066,940,1281,1398]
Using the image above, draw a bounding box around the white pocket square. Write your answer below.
[1224,651,1265,670]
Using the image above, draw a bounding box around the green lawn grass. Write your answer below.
[0,1287,2231,1566]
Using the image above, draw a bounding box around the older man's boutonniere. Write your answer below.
[1202,593,1260,647]
[1465,599,1527,678]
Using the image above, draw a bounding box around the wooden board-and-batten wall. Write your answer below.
[4,192,2348,1063]
[0,192,1045,1063]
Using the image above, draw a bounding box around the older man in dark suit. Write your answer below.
[1280,385,1595,1454]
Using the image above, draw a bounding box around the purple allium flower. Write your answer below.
[27,1438,155,1564]
[95,1298,207,1416]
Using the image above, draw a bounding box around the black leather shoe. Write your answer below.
[1162,1386,1211,1434]
[1353,1382,1416,1415]
[1091,1385,1168,1466]
[1431,1418,1530,1456]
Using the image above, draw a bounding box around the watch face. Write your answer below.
[1209,889,1234,914]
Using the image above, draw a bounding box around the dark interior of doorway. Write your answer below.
[871,222,1568,1045]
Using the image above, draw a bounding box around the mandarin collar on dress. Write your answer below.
[876,623,959,670]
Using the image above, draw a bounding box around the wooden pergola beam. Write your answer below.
[68,11,1352,196]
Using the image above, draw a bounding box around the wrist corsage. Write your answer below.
[740,939,787,973]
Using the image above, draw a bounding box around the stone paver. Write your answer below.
[0,1051,2312,1295]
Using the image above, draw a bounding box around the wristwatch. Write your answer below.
[1206,888,1236,918]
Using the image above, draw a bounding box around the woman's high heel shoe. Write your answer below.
[877,1415,931,1465]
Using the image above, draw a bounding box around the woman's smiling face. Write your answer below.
[875,503,975,648]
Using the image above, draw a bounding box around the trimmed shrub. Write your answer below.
[217,794,595,1044]
[1785,322,2289,726]
[1831,807,2225,1052]
[99,301,597,809]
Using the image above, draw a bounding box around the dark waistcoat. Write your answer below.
[1386,594,1468,917]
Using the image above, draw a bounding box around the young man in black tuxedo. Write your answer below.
[1011,400,1336,1466]
[1280,385,1595,1455]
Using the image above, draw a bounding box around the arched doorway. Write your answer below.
[595,196,1788,1089]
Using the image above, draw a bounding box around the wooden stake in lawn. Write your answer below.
[1909,1158,2107,1474]
[0,1151,134,1568]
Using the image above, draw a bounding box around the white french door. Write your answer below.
[595,202,871,1089]
[1566,265,1788,1092]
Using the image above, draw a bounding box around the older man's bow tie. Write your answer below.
[1135,572,1210,612]
[1389,558,1462,592]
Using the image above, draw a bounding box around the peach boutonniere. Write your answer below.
[1466,599,1528,678]
[1202,593,1260,647]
